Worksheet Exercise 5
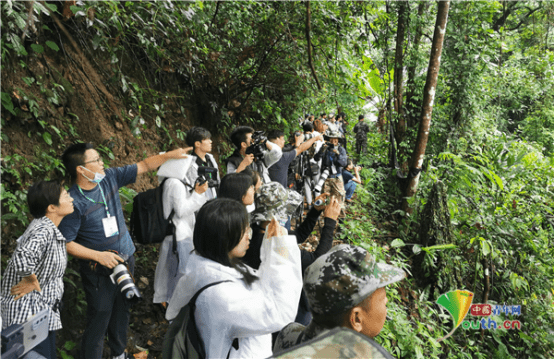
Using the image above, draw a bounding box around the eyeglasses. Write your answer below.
[83,157,102,165]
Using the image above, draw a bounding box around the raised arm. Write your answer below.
[295,134,323,156]
[136,147,192,175]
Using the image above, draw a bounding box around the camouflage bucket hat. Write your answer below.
[252,182,303,222]
[304,244,405,316]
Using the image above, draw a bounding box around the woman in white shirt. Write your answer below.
[153,157,210,305]
[166,198,302,358]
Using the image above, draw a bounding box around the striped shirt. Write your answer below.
[1,217,67,331]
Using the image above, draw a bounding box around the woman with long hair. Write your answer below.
[166,198,302,358]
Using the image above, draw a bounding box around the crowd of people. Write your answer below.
[1,111,405,359]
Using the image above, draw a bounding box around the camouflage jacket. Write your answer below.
[273,321,327,353]
[353,121,370,140]
[273,324,394,358]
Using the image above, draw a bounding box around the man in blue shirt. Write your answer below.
[267,129,323,230]
[267,129,323,188]
[58,143,191,359]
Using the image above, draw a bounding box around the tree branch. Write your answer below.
[210,1,221,28]
[305,1,322,90]
[506,4,543,31]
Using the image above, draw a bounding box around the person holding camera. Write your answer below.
[343,159,362,203]
[225,126,282,184]
[153,127,219,307]
[267,130,323,229]
[58,142,191,359]
[1,180,74,359]
[267,130,323,189]
[313,130,348,204]
[185,126,220,199]
[166,198,302,358]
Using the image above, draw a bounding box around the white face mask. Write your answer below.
[80,166,105,184]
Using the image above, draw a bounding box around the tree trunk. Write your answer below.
[394,1,408,172]
[405,2,428,128]
[394,1,407,130]
[402,1,450,213]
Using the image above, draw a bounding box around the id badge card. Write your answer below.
[102,216,119,237]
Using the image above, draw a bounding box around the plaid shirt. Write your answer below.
[1,217,67,331]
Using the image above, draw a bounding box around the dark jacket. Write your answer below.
[314,144,347,174]
[224,149,254,177]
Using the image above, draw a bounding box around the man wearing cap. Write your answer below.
[313,130,347,205]
[353,114,370,155]
[273,244,405,353]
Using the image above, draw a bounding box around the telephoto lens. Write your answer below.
[110,264,142,304]
[313,169,330,193]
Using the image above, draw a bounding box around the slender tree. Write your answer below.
[393,1,407,139]
[393,1,409,172]
[305,1,321,90]
[402,1,450,213]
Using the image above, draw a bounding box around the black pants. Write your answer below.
[79,256,135,359]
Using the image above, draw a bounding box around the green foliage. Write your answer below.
[1,1,553,357]
[424,133,554,356]
[58,340,76,359]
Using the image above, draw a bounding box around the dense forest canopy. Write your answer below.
[1,1,553,358]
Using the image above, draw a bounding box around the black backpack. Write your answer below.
[130,178,175,245]
[162,281,238,359]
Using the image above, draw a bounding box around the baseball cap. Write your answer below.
[304,244,405,316]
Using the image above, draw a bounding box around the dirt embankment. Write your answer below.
[1,22,227,358]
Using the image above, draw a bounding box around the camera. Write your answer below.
[295,131,317,142]
[1,309,49,359]
[245,131,267,161]
[195,166,219,188]
[314,168,330,193]
[314,197,329,207]
[110,263,142,304]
